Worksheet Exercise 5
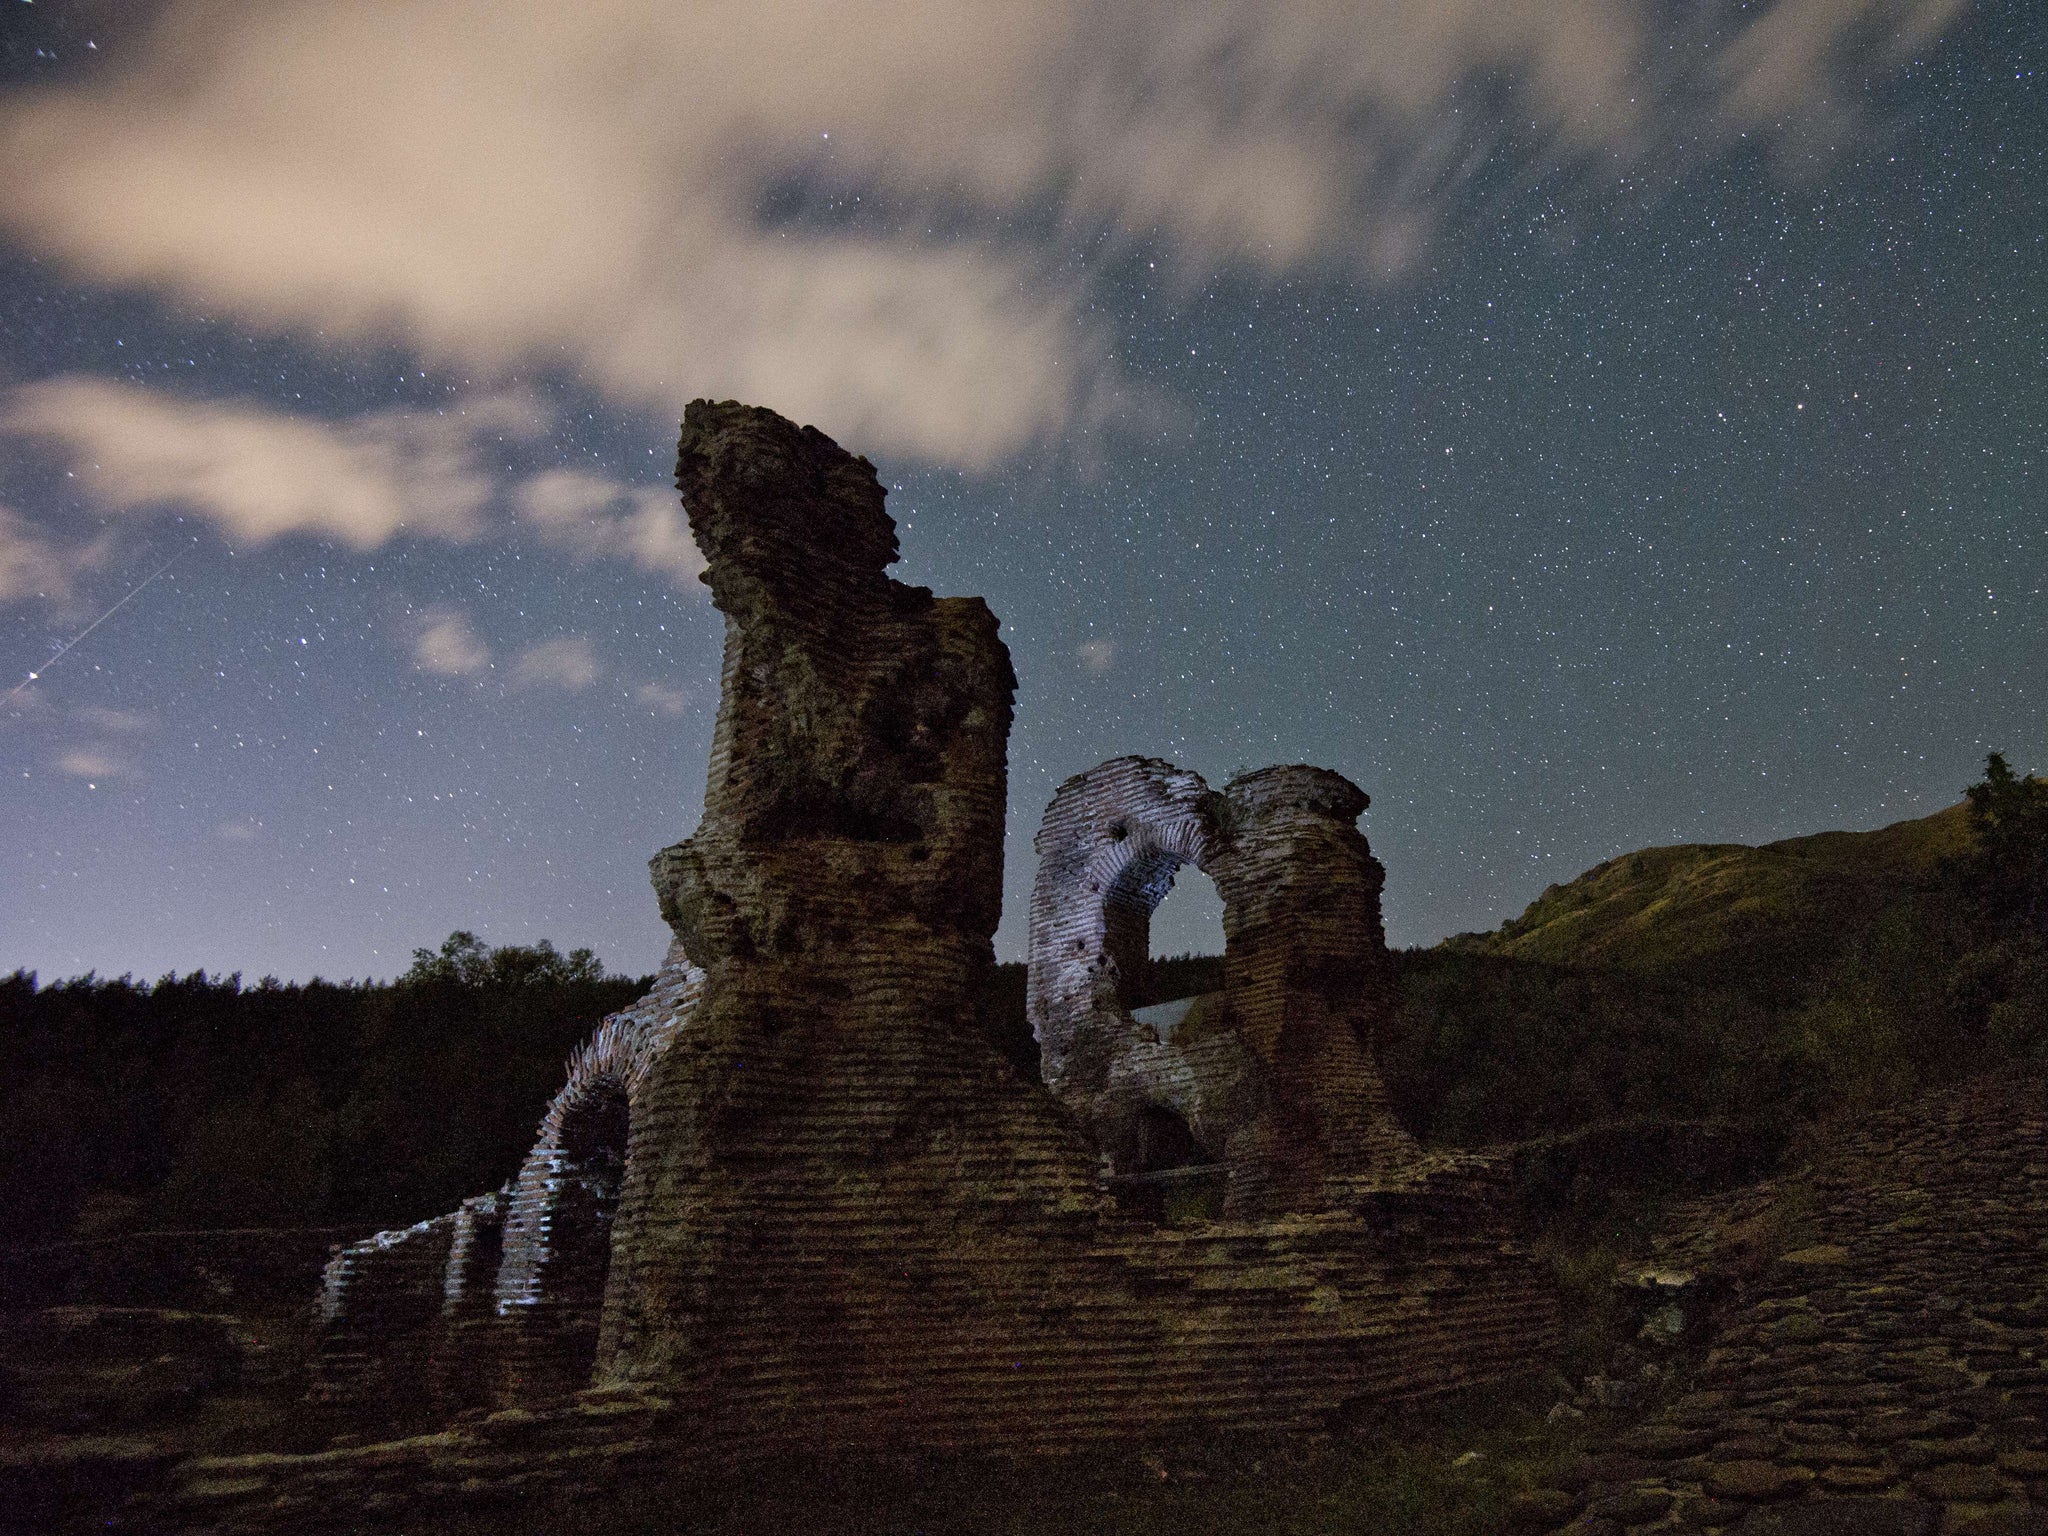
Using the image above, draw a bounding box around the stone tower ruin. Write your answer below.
[302,399,1558,1483]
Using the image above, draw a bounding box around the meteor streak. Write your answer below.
[4,542,195,707]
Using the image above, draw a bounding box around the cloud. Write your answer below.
[73,705,153,734]
[0,505,111,604]
[0,378,543,549]
[0,1,1964,470]
[216,818,262,843]
[1076,638,1116,675]
[633,681,688,717]
[1715,0,1969,130]
[514,469,706,588]
[0,380,702,597]
[513,636,602,691]
[411,606,492,676]
[56,747,137,782]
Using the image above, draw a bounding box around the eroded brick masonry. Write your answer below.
[274,401,1556,1519]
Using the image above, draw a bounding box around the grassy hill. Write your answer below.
[1448,802,1974,983]
[1389,785,2048,1164]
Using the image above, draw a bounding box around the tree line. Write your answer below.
[0,933,647,1244]
[4,756,2042,1247]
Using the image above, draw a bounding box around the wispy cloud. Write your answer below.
[73,705,154,734]
[1715,0,1968,131]
[513,636,602,691]
[0,378,542,549]
[0,1,1965,470]
[514,468,705,588]
[633,680,688,716]
[0,379,704,605]
[0,505,111,604]
[55,747,138,782]
[410,605,492,677]
[1076,638,1116,676]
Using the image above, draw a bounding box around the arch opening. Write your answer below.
[1112,1102,1226,1224]
[1101,843,1188,1013]
[1135,1103,1207,1174]
[1143,864,1226,1012]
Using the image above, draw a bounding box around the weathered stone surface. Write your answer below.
[308,951,703,1419]
[1534,1077,2048,1536]
[1506,1487,1586,1530]
[1585,1485,1673,1523]
[1203,766,1417,1211]
[595,398,1104,1404]
[1027,756,1416,1216]
[1726,1498,1937,1535]
[496,956,703,1399]
[235,401,1562,1531]
[1709,1459,1815,1500]
[1947,1509,2048,1536]
[1909,1462,2011,1501]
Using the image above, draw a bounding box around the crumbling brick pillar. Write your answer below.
[1027,755,1228,1162]
[1028,758,1417,1217]
[1208,766,1417,1213]
[596,400,1101,1399]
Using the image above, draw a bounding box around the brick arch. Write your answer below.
[492,964,703,1393]
[1026,756,1248,1178]
[1030,756,1419,1215]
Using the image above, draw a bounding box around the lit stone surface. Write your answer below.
[1027,756,1417,1215]
[308,948,703,1415]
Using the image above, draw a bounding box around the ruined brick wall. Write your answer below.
[308,944,703,1416]
[1207,765,1417,1210]
[1028,758,1416,1217]
[1026,756,1244,1178]
[595,398,1111,1394]
[495,953,704,1397]
[307,1211,458,1422]
[288,400,1557,1498]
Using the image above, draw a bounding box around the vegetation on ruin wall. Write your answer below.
[4,760,2044,1249]
[0,933,647,1242]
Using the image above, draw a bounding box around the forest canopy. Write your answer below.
[0,937,648,1243]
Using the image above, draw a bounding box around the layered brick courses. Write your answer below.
[308,944,702,1416]
[227,400,1558,1530]
[1028,758,1417,1217]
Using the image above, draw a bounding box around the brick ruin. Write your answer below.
[1030,755,1420,1218]
[296,399,1558,1489]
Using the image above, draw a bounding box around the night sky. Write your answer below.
[1,0,2041,984]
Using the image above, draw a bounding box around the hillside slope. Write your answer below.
[1452,801,1973,979]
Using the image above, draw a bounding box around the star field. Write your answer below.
[0,0,2041,980]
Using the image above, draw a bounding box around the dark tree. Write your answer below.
[1963,753,2048,929]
